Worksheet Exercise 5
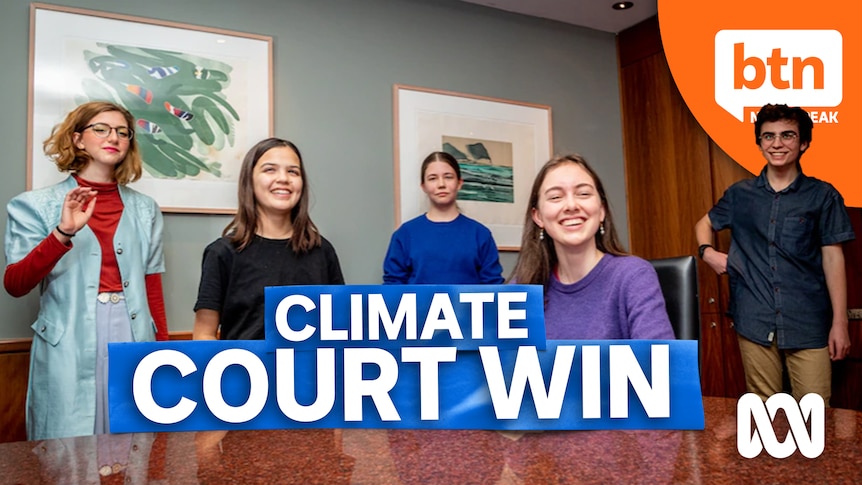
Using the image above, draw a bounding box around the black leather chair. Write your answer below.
[649,256,700,341]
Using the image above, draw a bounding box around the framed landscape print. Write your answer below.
[394,85,553,250]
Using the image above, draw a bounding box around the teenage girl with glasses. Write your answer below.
[4,101,168,440]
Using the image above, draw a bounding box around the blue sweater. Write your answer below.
[383,214,504,284]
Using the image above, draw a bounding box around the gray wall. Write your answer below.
[0,0,627,338]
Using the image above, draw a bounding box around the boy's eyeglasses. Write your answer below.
[759,131,798,144]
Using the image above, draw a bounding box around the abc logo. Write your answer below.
[737,393,825,459]
[714,30,843,121]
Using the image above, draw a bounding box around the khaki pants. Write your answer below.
[737,335,831,406]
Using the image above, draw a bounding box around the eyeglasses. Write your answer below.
[759,131,798,144]
[83,123,134,140]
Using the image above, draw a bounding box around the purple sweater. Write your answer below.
[544,254,675,340]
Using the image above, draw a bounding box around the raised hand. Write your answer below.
[56,187,98,238]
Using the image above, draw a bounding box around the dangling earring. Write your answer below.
[538,228,544,241]
[599,222,605,236]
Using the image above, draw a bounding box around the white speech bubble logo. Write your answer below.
[715,30,842,121]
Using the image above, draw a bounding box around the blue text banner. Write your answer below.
[108,285,704,432]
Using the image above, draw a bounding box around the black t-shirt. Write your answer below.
[194,235,345,340]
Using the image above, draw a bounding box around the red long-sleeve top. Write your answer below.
[3,176,169,340]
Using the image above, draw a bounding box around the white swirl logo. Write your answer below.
[737,393,825,459]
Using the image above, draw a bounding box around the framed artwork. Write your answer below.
[28,3,273,213]
[394,85,553,251]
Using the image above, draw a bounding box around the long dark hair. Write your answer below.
[223,137,321,253]
[509,154,626,288]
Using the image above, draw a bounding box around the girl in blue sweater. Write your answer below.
[383,151,503,284]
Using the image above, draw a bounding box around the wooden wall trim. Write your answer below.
[617,16,661,68]
[167,331,193,341]
[0,339,31,354]
[1,332,193,350]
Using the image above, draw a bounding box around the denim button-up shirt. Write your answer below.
[5,176,164,439]
[709,167,855,349]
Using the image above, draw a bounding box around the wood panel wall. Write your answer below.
[0,340,30,443]
[832,210,862,409]
[707,145,751,399]
[618,17,746,398]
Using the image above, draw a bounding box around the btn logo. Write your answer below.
[659,0,862,207]
[715,30,843,121]
[737,393,825,459]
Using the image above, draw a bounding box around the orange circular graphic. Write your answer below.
[659,0,860,207]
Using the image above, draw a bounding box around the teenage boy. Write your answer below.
[695,104,855,404]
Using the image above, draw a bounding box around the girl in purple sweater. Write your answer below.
[509,155,674,340]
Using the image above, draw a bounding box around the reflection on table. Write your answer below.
[0,398,859,484]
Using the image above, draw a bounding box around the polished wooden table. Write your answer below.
[0,397,859,483]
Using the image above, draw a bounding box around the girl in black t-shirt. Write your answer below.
[193,138,344,340]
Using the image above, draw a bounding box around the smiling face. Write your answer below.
[531,162,606,253]
[758,119,809,169]
[252,146,304,219]
[72,110,131,173]
[421,160,463,208]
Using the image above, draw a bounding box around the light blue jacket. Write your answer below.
[5,176,164,440]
